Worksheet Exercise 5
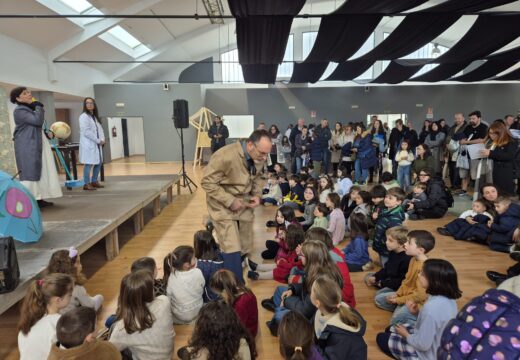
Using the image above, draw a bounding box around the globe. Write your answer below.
[50,121,71,140]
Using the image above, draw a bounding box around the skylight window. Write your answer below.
[107,26,142,49]
[59,0,92,13]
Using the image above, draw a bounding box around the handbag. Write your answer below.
[456,150,470,170]
[0,236,20,294]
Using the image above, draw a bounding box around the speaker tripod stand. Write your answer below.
[177,127,197,194]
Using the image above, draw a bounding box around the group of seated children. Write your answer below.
[18,230,259,360]
[438,197,520,253]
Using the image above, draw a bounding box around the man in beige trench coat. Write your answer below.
[201,129,272,282]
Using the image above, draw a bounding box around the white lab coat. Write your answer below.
[79,112,105,165]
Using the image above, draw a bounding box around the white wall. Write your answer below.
[107,116,145,160]
[0,33,110,98]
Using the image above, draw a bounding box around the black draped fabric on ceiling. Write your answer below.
[451,60,518,82]
[410,62,472,82]
[326,60,374,81]
[487,46,520,61]
[423,0,518,13]
[434,14,520,64]
[371,61,424,84]
[228,0,305,83]
[358,13,460,61]
[290,0,431,83]
[494,67,520,81]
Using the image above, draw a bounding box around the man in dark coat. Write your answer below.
[289,118,305,173]
[315,119,332,175]
[208,115,229,153]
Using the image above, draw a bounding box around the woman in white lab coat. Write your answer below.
[79,97,105,191]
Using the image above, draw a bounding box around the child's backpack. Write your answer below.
[445,185,455,208]
[0,236,20,294]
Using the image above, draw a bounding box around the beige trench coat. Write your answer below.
[201,141,265,253]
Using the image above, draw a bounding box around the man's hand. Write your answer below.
[247,196,261,209]
[229,199,246,212]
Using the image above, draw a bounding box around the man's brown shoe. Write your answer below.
[91,182,104,188]
[83,184,97,191]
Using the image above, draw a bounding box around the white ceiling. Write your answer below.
[0,0,519,85]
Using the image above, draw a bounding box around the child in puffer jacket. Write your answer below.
[438,288,520,360]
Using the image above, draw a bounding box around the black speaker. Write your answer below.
[173,99,189,129]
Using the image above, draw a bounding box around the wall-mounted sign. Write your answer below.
[426,107,434,119]
[310,110,316,118]
[115,102,125,108]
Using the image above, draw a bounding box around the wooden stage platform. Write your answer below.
[0,174,180,315]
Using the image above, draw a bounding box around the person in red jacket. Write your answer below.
[247,225,305,282]
[210,270,258,338]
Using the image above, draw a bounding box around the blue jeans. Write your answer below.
[397,165,411,189]
[271,285,291,324]
[322,149,331,174]
[374,288,397,312]
[390,304,417,326]
[354,159,369,183]
[295,156,303,174]
[84,164,101,184]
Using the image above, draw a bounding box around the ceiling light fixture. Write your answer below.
[431,43,441,58]
[201,0,225,24]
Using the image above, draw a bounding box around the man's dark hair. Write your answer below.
[504,114,513,119]
[247,129,271,144]
[56,306,96,348]
[468,110,481,118]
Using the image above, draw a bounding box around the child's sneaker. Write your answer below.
[362,261,375,271]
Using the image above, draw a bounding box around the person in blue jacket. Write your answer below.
[352,123,377,185]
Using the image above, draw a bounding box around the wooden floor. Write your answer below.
[0,160,515,360]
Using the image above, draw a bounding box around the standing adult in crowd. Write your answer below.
[79,97,105,191]
[268,125,282,172]
[504,114,515,129]
[412,144,435,181]
[445,113,467,190]
[458,110,488,198]
[201,130,271,282]
[290,118,305,173]
[406,122,419,153]
[438,118,449,135]
[315,118,332,175]
[257,122,266,130]
[331,122,347,175]
[388,119,410,176]
[208,116,229,154]
[479,121,517,195]
[284,124,293,139]
[340,124,356,176]
[407,168,450,219]
[352,123,377,185]
[10,87,62,207]
[369,119,386,183]
[294,126,310,173]
[419,120,431,144]
[424,121,446,176]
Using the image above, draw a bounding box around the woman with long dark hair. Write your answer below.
[370,119,386,182]
[352,123,377,185]
[479,121,517,195]
[268,124,281,171]
[412,144,435,181]
[79,97,105,191]
[418,120,431,144]
[424,122,446,175]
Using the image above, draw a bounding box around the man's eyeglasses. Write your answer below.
[252,143,269,157]
[419,173,429,177]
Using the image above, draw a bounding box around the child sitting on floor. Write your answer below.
[371,187,406,267]
[347,190,372,231]
[343,213,370,272]
[437,199,493,240]
[164,246,205,324]
[282,175,304,210]
[193,230,224,302]
[341,185,361,221]
[403,182,428,218]
[248,224,305,282]
[210,270,258,338]
[48,307,121,360]
[377,259,462,360]
[326,193,346,245]
[18,274,74,360]
[309,203,330,230]
[261,176,282,206]
[299,186,318,231]
[46,248,104,315]
[278,311,323,360]
[381,230,435,326]
[487,197,520,252]
[263,205,298,259]
[131,257,166,297]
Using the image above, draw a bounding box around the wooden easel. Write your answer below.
[189,107,217,168]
